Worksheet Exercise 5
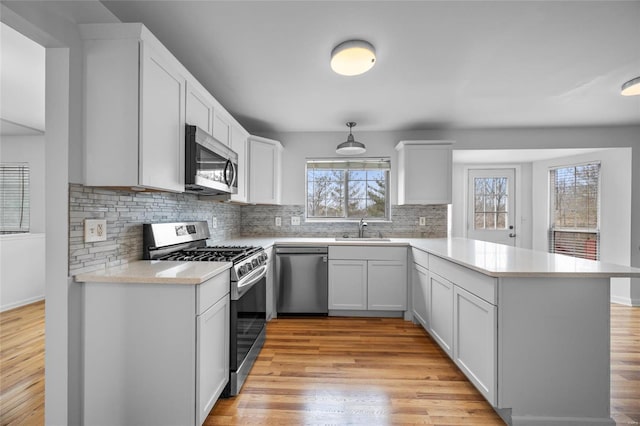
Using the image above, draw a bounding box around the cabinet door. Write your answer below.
[230,125,248,203]
[186,83,214,135]
[328,260,367,310]
[139,42,186,192]
[213,111,231,146]
[412,263,429,329]
[453,286,497,406]
[397,142,452,205]
[428,272,453,355]
[368,260,407,310]
[196,294,230,425]
[248,137,282,205]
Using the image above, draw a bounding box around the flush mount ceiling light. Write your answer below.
[621,76,640,96]
[330,40,376,76]
[336,122,366,155]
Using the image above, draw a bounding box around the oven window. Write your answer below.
[230,276,266,370]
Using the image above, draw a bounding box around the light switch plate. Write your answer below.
[85,219,107,242]
[419,217,426,226]
[291,216,301,226]
[275,217,282,226]
[212,217,218,228]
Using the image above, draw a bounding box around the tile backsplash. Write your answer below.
[69,184,240,275]
[69,184,447,275]
[240,204,447,238]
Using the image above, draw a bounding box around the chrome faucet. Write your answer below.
[358,218,368,238]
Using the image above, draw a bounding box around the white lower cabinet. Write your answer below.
[368,260,407,310]
[414,251,498,409]
[411,262,429,329]
[453,285,497,406]
[196,294,230,425]
[328,259,367,310]
[428,272,454,356]
[82,271,230,426]
[328,246,407,313]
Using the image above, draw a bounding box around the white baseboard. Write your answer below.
[1,295,45,312]
[611,295,640,306]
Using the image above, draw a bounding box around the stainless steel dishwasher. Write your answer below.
[275,246,328,315]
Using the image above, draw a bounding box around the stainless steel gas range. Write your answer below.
[143,221,267,397]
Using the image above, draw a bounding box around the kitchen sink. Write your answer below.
[334,237,391,241]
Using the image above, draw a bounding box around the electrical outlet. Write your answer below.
[212,217,218,228]
[275,217,282,226]
[419,217,426,226]
[291,216,301,226]
[85,219,107,242]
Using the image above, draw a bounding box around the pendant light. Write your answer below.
[336,122,366,155]
[621,76,640,96]
[330,40,376,76]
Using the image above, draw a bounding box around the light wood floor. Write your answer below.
[0,300,45,426]
[0,302,638,425]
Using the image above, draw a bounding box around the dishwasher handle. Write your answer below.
[275,246,328,255]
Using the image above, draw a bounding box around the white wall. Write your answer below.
[0,135,46,232]
[531,148,633,304]
[0,135,47,311]
[0,233,45,311]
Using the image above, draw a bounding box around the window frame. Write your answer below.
[548,161,601,260]
[305,157,391,222]
[0,162,31,234]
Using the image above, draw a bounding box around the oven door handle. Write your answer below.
[235,264,268,298]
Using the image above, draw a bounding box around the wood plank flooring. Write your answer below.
[0,301,45,426]
[208,317,505,425]
[0,302,638,425]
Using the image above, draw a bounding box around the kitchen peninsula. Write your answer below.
[221,236,640,426]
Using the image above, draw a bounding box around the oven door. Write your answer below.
[229,274,266,373]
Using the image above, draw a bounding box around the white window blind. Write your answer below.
[306,158,390,220]
[548,163,600,260]
[0,163,30,234]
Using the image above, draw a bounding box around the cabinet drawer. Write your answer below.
[429,255,496,305]
[197,270,230,315]
[329,246,407,261]
[411,248,429,268]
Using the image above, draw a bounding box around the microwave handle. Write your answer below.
[224,159,237,187]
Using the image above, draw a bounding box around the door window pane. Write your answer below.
[473,176,509,230]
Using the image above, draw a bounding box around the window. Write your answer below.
[0,163,30,234]
[549,162,600,260]
[473,177,509,230]
[306,158,390,220]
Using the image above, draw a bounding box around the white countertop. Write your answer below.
[219,236,640,278]
[74,260,232,284]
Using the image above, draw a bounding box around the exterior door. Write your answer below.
[467,168,516,246]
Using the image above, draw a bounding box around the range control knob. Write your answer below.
[252,258,259,267]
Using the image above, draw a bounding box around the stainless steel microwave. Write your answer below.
[185,124,238,196]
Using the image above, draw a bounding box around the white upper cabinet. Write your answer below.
[395,141,454,205]
[80,23,251,196]
[186,82,214,136]
[139,43,186,192]
[81,24,186,193]
[247,136,283,205]
[230,125,249,203]
[213,112,231,146]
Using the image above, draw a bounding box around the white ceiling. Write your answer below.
[100,0,640,134]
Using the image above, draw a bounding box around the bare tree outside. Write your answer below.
[307,161,389,220]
